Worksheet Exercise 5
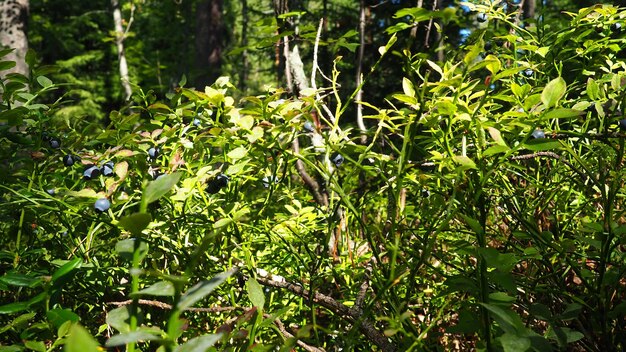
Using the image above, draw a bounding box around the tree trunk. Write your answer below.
[111,0,132,101]
[524,0,536,20]
[239,0,248,93]
[0,0,29,77]
[195,0,224,89]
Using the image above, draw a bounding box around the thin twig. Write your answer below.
[257,276,396,352]
[269,314,326,352]
[292,137,328,207]
[311,18,335,124]
[355,0,367,144]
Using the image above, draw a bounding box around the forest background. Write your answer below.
[3,0,626,351]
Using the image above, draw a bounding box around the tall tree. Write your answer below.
[111,0,132,101]
[0,0,29,77]
[195,0,224,89]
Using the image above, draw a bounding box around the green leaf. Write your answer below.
[36,76,53,88]
[523,139,562,151]
[176,270,235,311]
[131,281,175,297]
[46,308,80,329]
[105,331,162,347]
[547,327,584,343]
[246,278,265,309]
[452,155,477,170]
[586,78,599,100]
[484,145,510,157]
[500,333,531,352]
[227,147,248,161]
[118,212,152,236]
[484,55,501,75]
[23,341,45,352]
[542,108,584,120]
[106,306,132,333]
[0,312,35,333]
[402,77,415,98]
[115,238,149,263]
[0,61,16,71]
[0,302,29,314]
[541,77,566,108]
[489,292,517,303]
[51,257,82,284]
[0,273,42,288]
[213,218,232,229]
[142,172,182,206]
[480,303,526,334]
[65,324,100,352]
[174,333,223,352]
[459,214,483,234]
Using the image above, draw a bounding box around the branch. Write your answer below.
[292,137,328,207]
[355,0,367,144]
[256,276,396,352]
[107,299,240,313]
[269,314,326,352]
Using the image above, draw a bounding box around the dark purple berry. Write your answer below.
[484,41,492,51]
[94,198,111,213]
[618,119,626,131]
[49,138,61,149]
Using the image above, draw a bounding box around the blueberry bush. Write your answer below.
[2,3,626,352]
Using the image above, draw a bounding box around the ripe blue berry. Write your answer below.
[303,121,315,133]
[531,129,545,139]
[148,147,160,160]
[206,174,229,194]
[523,68,533,77]
[101,161,115,177]
[83,165,101,180]
[94,198,111,213]
[193,118,201,127]
[477,13,488,23]
[331,153,345,167]
[49,138,61,149]
[611,23,622,33]
[262,176,278,188]
[63,154,76,167]
[46,188,55,196]
[618,119,626,131]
